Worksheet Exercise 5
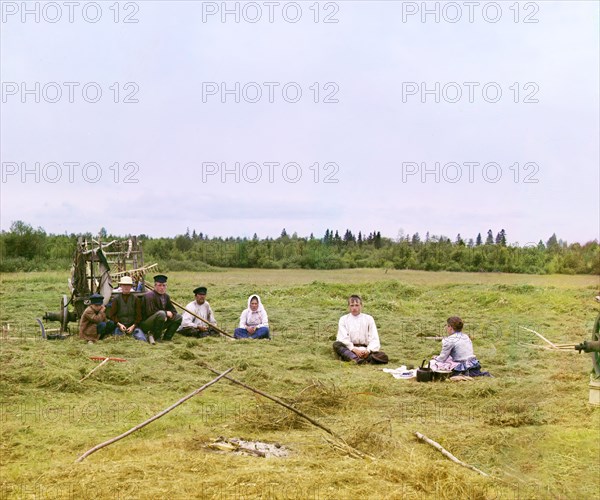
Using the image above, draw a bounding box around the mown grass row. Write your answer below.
[0,270,598,499]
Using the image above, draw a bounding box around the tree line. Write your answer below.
[0,220,598,275]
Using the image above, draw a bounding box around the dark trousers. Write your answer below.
[140,311,183,341]
[97,321,117,340]
[178,326,220,338]
[332,341,388,364]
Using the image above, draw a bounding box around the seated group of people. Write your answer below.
[79,275,485,375]
[333,294,486,376]
[79,274,270,345]
[333,294,389,364]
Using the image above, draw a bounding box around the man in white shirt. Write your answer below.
[177,286,219,338]
[333,295,388,364]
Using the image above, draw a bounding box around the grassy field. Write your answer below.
[0,269,599,499]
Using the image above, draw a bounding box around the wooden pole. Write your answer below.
[79,358,110,383]
[203,365,372,460]
[519,326,558,349]
[415,432,489,477]
[205,366,335,435]
[143,283,233,338]
[75,367,233,463]
[79,357,127,383]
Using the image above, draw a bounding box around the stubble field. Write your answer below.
[0,269,599,499]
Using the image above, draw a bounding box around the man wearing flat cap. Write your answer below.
[79,293,116,343]
[178,286,219,338]
[139,275,182,344]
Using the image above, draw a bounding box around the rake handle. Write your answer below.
[79,358,110,383]
[89,356,127,362]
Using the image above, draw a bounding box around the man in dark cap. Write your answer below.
[177,286,219,338]
[138,275,182,344]
[79,293,116,343]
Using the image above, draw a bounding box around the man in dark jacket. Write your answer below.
[109,275,146,342]
[139,275,182,344]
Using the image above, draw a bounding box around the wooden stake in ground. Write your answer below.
[75,367,233,463]
[414,432,489,477]
[519,326,558,349]
[203,365,373,460]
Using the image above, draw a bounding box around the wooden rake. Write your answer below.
[79,356,127,383]
[519,326,577,351]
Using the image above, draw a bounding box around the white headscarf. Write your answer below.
[239,294,269,328]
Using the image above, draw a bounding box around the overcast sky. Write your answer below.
[1,0,598,245]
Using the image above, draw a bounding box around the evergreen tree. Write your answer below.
[476,233,482,246]
[175,233,193,252]
[485,230,494,245]
[411,232,421,245]
[546,233,559,249]
[374,231,382,249]
[495,229,507,246]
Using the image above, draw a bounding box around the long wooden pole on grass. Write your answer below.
[414,432,489,477]
[143,283,234,338]
[75,367,234,463]
[203,365,373,460]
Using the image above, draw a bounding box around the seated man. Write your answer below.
[138,275,182,344]
[333,295,388,364]
[178,286,219,338]
[79,293,116,343]
[109,276,146,342]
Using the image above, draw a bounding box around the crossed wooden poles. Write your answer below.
[75,365,371,463]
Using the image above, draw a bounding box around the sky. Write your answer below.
[1,0,598,246]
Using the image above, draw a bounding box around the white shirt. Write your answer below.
[337,313,381,353]
[180,300,217,329]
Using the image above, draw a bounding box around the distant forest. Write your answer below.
[1,220,598,274]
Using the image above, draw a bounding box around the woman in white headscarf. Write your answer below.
[234,294,270,339]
